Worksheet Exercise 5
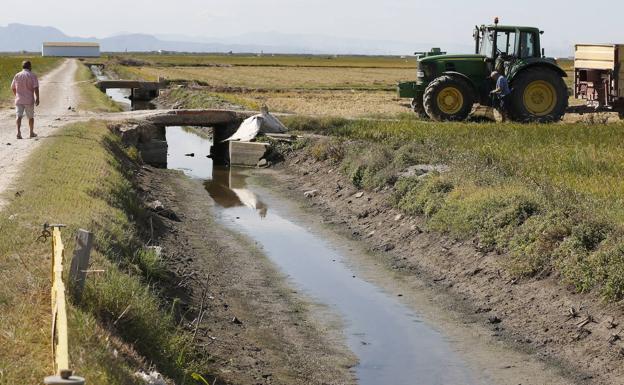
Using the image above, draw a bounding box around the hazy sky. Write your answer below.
[2,0,623,51]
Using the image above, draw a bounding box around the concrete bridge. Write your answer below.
[144,109,253,128]
[96,80,164,100]
[113,109,266,167]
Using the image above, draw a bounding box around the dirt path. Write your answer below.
[0,59,82,209]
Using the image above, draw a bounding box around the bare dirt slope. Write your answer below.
[137,166,356,385]
[0,59,81,209]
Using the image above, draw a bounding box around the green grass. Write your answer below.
[288,116,624,301]
[161,87,259,110]
[285,117,624,215]
[0,56,62,106]
[75,62,123,112]
[0,121,203,384]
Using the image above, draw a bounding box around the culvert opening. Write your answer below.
[165,126,215,180]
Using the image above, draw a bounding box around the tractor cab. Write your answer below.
[475,23,544,77]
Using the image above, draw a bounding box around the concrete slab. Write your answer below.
[229,141,269,167]
[146,109,253,127]
[138,140,168,167]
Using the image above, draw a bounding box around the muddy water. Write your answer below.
[167,127,480,385]
[166,126,214,179]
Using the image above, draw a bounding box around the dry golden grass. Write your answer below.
[106,55,421,116]
[162,87,410,118]
[245,90,409,117]
[110,55,581,118]
[124,65,414,91]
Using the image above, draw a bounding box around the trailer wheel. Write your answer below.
[424,75,475,121]
[411,97,429,119]
[507,67,568,123]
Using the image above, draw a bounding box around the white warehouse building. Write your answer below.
[41,42,100,57]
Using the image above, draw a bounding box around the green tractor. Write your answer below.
[398,20,568,122]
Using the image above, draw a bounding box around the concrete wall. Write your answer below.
[42,45,100,58]
[229,141,269,167]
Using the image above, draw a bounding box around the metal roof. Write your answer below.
[42,42,100,47]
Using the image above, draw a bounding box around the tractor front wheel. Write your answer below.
[423,76,475,121]
[411,97,428,119]
[506,67,568,123]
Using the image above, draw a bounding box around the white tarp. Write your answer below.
[225,107,288,142]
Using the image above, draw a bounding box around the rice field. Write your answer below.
[121,64,413,90]
[161,87,409,117]
[104,53,416,68]
[295,118,624,218]
[105,54,416,117]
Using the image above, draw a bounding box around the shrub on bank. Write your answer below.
[291,117,624,302]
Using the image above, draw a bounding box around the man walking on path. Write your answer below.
[11,61,40,139]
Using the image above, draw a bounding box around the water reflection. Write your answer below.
[166,126,213,179]
[205,167,268,218]
[165,126,268,218]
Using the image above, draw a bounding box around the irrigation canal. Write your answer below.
[100,68,481,384]
[166,127,480,385]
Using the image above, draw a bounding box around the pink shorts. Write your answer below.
[16,104,35,119]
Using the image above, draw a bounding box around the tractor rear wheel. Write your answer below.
[411,97,428,119]
[423,76,475,121]
[506,67,568,123]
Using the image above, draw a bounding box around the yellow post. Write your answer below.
[45,225,85,385]
[51,227,70,375]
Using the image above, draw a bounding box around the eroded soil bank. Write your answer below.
[262,146,624,385]
[136,166,356,385]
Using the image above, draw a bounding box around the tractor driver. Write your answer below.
[490,71,511,111]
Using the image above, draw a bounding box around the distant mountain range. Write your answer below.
[0,23,474,55]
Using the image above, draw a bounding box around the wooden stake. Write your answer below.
[69,229,94,302]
